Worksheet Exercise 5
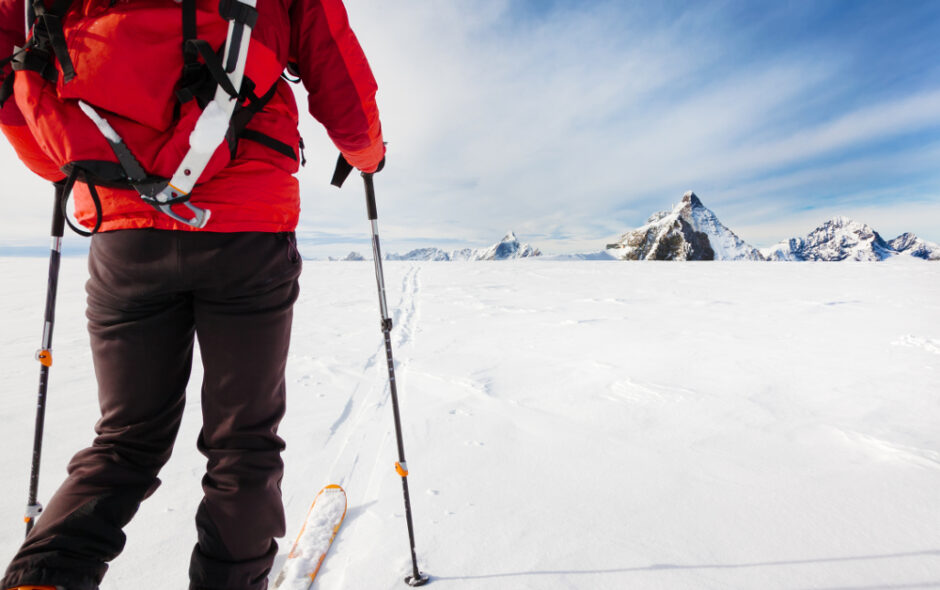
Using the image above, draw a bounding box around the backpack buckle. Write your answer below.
[139,184,212,228]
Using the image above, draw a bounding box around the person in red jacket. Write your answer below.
[0,1,384,589]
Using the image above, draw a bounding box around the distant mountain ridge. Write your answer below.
[323,194,937,262]
[385,232,542,261]
[762,217,893,261]
[608,192,939,262]
[762,217,940,261]
[887,233,940,261]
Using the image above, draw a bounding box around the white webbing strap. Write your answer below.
[151,0,258,227]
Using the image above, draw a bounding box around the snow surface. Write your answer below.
[1,257,939,590]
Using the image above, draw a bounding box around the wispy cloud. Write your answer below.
[302,0,939,254]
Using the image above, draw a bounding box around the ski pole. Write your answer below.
[25,180,67,536]
[361,172,429,587]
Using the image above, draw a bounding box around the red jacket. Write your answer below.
[0,0,384,233]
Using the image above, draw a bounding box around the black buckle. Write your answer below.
[218,0,258,27]
[11,46,59,83]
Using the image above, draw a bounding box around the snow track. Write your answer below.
[280,265,424,587]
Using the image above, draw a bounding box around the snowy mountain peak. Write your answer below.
[762,217,894,261]
[681,191,703,208]
[474,230,541,260]
[606,191,763,261]
[821,216,875,233]
[888,232,940,260]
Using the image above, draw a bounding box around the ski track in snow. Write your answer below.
[892,335,940,355]
[298,265,422,588]
[836,429,940,471]
[604,377,697,406]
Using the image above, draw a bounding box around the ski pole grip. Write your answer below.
[331,153,354,188]
[363,173,378,221]
[51,180,67,238]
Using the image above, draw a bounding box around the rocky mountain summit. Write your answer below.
[606,192,762,260]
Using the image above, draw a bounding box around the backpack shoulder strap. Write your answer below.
[80,0,260,228]
[145,0,259,227]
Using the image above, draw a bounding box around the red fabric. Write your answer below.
[0,0,64,179]
[0,121,65,181]
[291,0,384,173]
[0,0,385,232]
[0,0,24,128]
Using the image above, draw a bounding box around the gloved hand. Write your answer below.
[331,154,385,188]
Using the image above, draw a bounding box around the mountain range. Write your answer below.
[385,231,541,261]
[330,232,542,262]
[606,192,939,261]
[327,193,938,262]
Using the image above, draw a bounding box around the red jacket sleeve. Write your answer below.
[0,0,26,127]
[290,0,384,173]
[0,0,64,181]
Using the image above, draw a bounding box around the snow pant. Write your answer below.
[2,229,302,590]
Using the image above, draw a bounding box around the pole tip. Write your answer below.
[405,573,430,587]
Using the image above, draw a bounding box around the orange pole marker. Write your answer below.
[35,350,52,367]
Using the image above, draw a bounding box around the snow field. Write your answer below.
[0,257,938,589]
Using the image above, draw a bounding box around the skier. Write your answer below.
[0,0,384,589]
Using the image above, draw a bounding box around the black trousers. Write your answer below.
[2,230,302,590]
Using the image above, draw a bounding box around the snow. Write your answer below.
[1,257,939,590]
[687,205,759,261]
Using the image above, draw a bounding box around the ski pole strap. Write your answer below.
[331,153,354,188]
[54,166,102,237]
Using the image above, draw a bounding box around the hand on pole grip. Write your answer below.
[331,153,385,188]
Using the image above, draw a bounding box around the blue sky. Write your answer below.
[308,0,940,255]
[1,0,939,256]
